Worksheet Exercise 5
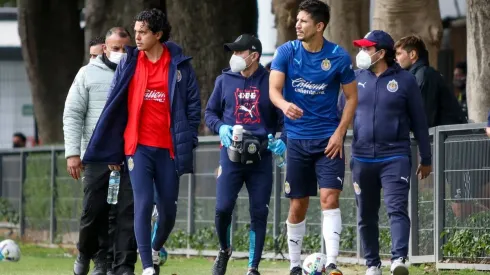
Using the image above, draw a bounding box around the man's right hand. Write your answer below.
[67,156,83,180]
[219,125,233,148]
[486,127,490,138]
[108,165,121,171]
[280,101,303,120]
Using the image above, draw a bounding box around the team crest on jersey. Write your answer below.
[353,182,361,195]
[387,79,399,92]
[284,181,291,194]
[127,157,134,171]
[234,87,261,124]
[176,70,182,82]
[321,58,331,71]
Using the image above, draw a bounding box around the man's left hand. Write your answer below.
[416,164,432,180]
[324,130,344,159]
[486,127,490,138]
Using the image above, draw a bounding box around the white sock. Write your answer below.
[322,208,342,265]
[287,219,306,270]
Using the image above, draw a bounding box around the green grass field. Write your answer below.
[0,244,487,275]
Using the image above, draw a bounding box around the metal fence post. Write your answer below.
[186,151,196,256]
[434,127,445,263]
[49,149,58,244]
[19,152,26,238]
[273,162,282,254]
[0,154,3,197]
[230,208,238,247]
[409,143,420,258]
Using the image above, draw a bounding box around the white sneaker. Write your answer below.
[142,267,155,275]
[366,266,382,275]
[152,249,161,265]
[390,258,409,275]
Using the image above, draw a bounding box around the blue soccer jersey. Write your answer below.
[271,39,355,139]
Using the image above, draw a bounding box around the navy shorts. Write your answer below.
[285,138,345,198]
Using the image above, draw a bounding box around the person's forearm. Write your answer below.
[270,87,287,110]
[337,94,357,134]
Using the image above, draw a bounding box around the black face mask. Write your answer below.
[453,79,466,90]
[13,143,23,148]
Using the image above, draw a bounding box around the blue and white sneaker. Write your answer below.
[158,247,168,266]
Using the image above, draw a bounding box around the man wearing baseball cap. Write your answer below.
[205,34,286,275]
[341,30,432,275]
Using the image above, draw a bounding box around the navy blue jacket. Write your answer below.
[341,65,432,165]
[82,42,201,176]
[205,65,285,142]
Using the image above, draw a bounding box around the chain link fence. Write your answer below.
[0,123,489,270]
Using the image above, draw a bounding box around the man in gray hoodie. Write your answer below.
[63,27,136,275]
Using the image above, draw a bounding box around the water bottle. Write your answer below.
[107,170,120,205]
[268,134,286,168]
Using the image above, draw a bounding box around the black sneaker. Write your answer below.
[246,269,261,275]
[325,263,343,275]
[212,249,232,275]
[115,265,136,275]
[290,266,302,275]
[91,253,107,275]
[73,254,90,275]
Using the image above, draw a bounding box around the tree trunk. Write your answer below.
[466,0,490,123]
[17,0,84,144]
[323,0,370,61]
[166,0,258,134]
[271,0,302,47]
[84,0,166,63]
[372,0,442,68]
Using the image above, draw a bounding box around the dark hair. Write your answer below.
[134,8,172,42]
[106,27,132,40]
[455,61,467,75]
[394,35,427,59]
[13,132,26,143]
[375,45,396,66]
[89,36,105,47]
[298,0,331,30]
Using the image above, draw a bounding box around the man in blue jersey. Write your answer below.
[346,30,432,275]
[205,34,286,275]
[269,1,358,274]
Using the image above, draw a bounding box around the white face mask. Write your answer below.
[356,49,381,70]
[108,51,126,64]
[229,53,253,72]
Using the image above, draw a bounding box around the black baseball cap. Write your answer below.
[224,34,262,56]
[353,30,395,50]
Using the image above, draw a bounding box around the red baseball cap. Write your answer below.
[353,30,394,49]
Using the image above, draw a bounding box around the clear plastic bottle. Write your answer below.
[267,134,286,168]
[107,170,120,205]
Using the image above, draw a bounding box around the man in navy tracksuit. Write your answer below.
[342,31,432,275]
[205,34,286,275]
